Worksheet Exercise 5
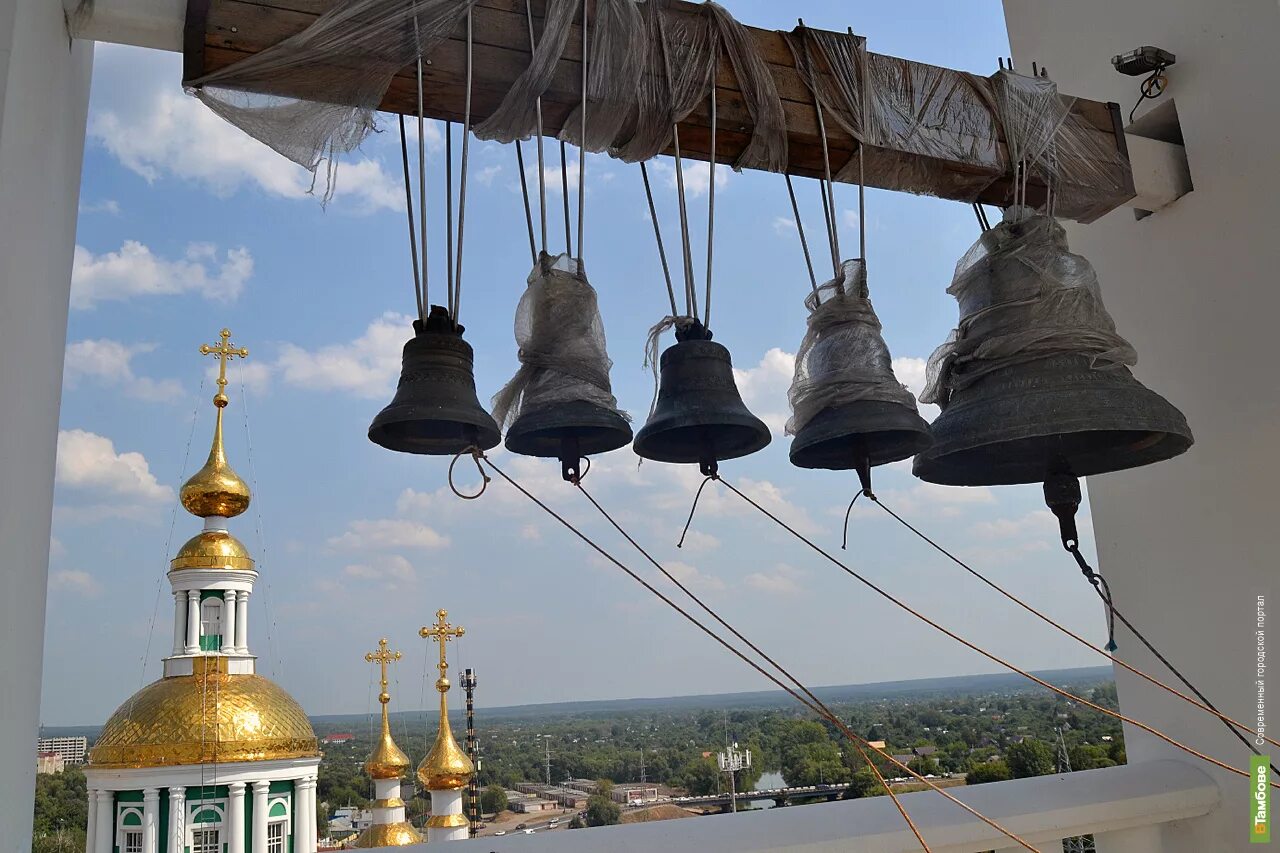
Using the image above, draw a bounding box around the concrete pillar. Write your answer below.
[0,0,92,843]
[251,782,268,853]
[293,778,312,853]
[234,592,249,654]
[426,790,468,843]
[94,791,113,853]
[185,591,200,654]
[222,591,237,654]
[306,776,319,853]
[84,789,97,853]
[227,782,246,853]
[168,788,186,853]
[142,789,159,853]
[171,592,185,656]
[1095,825,1165,853]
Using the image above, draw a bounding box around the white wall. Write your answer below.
[0,2,92,850]
[1003,2,1280,850]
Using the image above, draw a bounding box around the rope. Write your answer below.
[473,454,1048,851]
[448,449,490,500]
[677,475,716,549]
[712,475,1273,787]
[866,493,1280,760]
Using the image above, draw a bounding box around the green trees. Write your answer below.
[670,756,720,796]
[1005,740,1055,779]
[585,794,621,827]
[906,756,940,777]
[480,784,508,816]
[965,761,1012,784]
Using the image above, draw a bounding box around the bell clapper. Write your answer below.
[1043,469,1119,652]
[559,435,583,483]
[854,452,875,501]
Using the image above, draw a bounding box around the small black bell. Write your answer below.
[498,254,632,481]
[368,307,501,456]
[787,261,932,492]
[913,211,1192,486]
[633,323,771,475]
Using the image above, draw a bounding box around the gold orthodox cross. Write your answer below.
[365,637,402,705]
[420,609,465,693]
[200,328,249,407]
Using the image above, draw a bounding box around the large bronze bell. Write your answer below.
[788,262,932,492]
[368,307,501,455]
[633,324,771,475]
[506,402,632,480]
[913,212,1192,486]
[912,354,1193,486]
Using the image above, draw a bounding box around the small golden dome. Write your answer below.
[348,822,422,848]
[417,695,473,790]
[181,409,251,519]
[170,529,255,571]
[89,658,318,768]
[366,707,411,780]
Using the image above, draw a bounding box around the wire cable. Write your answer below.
[471,454,1043,852]
[865,493,1280,762]
[559,140,573,257]
[711,475,1271,787]
[515,141,537,266]
[523,0,548,255]
[641,161,680,317]
[453,9,474,324]
[704,89,717,330]
[397,114,424,320]
[784,174,819,298]
[576,0,588,263]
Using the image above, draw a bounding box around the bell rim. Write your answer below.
[788,400,934,470]
[504,401,634,459]
[633,417,773,465]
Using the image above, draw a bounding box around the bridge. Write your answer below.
[651,784,851,812]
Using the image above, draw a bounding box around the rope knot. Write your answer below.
[448,447,491,500]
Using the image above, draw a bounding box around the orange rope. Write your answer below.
[474,454,1041,852]
[715,475,1277,789]
[868,494,1280,752]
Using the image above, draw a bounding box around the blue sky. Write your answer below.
[42,0,1114,727]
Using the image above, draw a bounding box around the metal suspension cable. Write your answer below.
[239,377,281,680]
[856,28,867,263]
[576,0,587,262]
[784,174,819,298]
[798,19,840,276]
[414,16,429,312]
[640,162,680,317]
[704,89,717,329]
[709,474,1273,787]
[523,0,548,255]
[654,6,697,320]
[865,493,1280,764]
[572,483,1027,853]
[397,115,424,320]
[445,121,454,314]
[471,454,1045,852]
[453,8,474,323]
[559,140,573,257]
[515,141,537,265]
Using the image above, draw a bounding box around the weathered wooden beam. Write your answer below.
[184,0,1135,222]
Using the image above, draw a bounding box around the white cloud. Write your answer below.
[650,159,729,198]
[971,510,1057,540]
[89,84,405,213]
[328,518,449,551]
[55,429,173,503]
[733,348,795,436]
[342,554,417,586]
[211,359,273,396]
[71,241,252,309]
[772,216,797,236]
[666,560,726,592]
[675,529,719,552]
[520,524,542,542]
[64,339,184,402]
[49,537,67,560]
[892,357,928,400]
[49,569,103,598]
[476,164,503,187]
[745,563,804,595]
[79,199,121,215]
[275,312,412,399]
[871,481,995,519]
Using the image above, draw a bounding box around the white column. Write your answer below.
[84,788,97,853]
[93,791,113,853]
[142,788,159,853]
[251,781,268,853]
[228,782,246,853]
[294,777,315,853]
[0,1,92,843]
[426,790,468,843]
[306,776,319,853]
[235,592,249,654]
[185,591,200,654]
[168,788,186,853]
[222,591,237,654]
[171,592,185,656]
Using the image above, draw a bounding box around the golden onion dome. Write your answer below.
[89,658,318,769]
[170,529,255,571]
[348,822,422,848]
[417,696,473,790]
[180,408,251,519]
[365,706,411,780]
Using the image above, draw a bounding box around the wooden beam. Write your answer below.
[184,0,1134,222]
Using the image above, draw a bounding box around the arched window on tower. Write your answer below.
[200,597,223,652]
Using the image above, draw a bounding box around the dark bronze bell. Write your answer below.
[633,324,771,475]
[368,306,501,456]
[505,401,633,481]
[788,261,933,492]
[911,354,1193,486]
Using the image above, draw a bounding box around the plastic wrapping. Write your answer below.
[188,0,478,181]
[990,70,1131,219]
[784,27,869,143]
[491,252,627,430]
[557,0,645,153]
[920,208,1138,409]
[787,260,921,435]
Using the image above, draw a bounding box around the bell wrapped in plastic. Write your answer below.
[493,253,632,480]
[634,320,771,476]
[368,306,501,456]
[787,260,932,492]
[913,210,1192,486]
